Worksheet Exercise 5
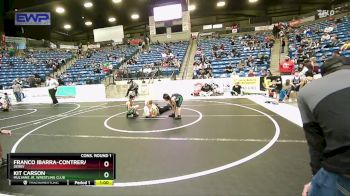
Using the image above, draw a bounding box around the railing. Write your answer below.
[106,65,180,85]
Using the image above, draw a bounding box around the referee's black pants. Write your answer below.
[48,88,58,104]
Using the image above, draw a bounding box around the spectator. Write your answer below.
[310,57,320,74]
[340,41,350,51]
[86,77,94,85]
[12,82,22,102]
[281,38,286,53]
[279,57,295,75]
[291,71,302,92]
[299,56,350,196]
[231,82,242,96]
[332,50,341,57]
[27,75,36,88]
[260,68,267,77]
[268,80,279,98]
[321,32,331,42]
[266,69,273,77]
[225,64,233,73]
[278,79,292,102]
[220,43,225,50]
[323,24,334,33]
[247,69,255,77]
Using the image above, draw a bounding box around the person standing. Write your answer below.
[0,129,11,166]
[46,76,59,105]
[12,82,22,102]
[163,93,183,120]
[281,38,286,53]
[125,79,139,97]
[299,56,350,196]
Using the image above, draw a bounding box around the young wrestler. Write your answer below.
[163,93,183,119]
[0,93,10,112]
[143,100,170,118]
[126,94,139,118]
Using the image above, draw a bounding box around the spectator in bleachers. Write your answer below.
[220,43,225,51]
[273,25,279,38]
[195,48,202,56]
[332,50,341,57]
[320,53,327,63]
[225,64,233,74]
[230,48,240,57]
[267,69,273,77]
[295,33,302,43]
[248,69,255,77]
[321,32,331,42]
[324,24,335,33]
[279,56,295,75]
[295,47,307,64]
[310,57,320,74]
[27,75,36,88]
[86,77,93,85]
[281,38,286,53]
[260,68,267,77]
[231,37,235,45]
[340,41,350,51]
[247,55,256,67]
[310,40,321,49]
[207,68,213,79]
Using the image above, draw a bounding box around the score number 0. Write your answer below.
[104,161,109,178]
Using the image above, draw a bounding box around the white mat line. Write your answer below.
[20,114,276,118]
[16,133,306,143]
[181,103,259,106]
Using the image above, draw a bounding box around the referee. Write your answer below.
[46,76,59,105]
[298,56,350,196]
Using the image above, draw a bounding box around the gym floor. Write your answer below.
[0,98,310,196]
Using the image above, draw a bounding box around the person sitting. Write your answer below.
[225,64,233,73]
[321,32,331,42]
[340,41,350,51]
[323,25,334,33]
[231,82,242,96]
[247,69,255,77]
[143,100,170,118]
[126,94,139,118]
[279,79,292,102]
[279,56,295,75]
[231,48,240,57]
[268,80,279,98]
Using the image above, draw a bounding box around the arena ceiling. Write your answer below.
[3,0,347,41]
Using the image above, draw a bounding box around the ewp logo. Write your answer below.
[15,12,51,26]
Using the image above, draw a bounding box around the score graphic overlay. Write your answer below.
[7,153,115,186]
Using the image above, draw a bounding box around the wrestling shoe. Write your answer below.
[175,115,182,120]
